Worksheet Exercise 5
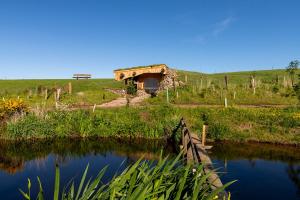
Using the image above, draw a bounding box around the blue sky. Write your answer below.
[0,0,299,79]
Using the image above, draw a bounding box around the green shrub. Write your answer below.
[272,85,279,93]
[126,82,137,95]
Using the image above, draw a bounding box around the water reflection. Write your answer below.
[209,142,300,200]
[287,165,300,196]
[1,139,299,200]
[209,142,300,164]
[0,137,174,174]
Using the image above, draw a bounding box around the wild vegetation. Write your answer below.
[294,74,300,102]
[1,105,299,145]
[0,98,28,119]
[19,153,232,200]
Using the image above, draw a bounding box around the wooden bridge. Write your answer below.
[172,118,226,193]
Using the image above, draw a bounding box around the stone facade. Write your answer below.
[114,64,178,93]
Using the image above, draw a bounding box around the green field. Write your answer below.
[1,68,298,107]
[147,69,299,106]
[0,79,123,108]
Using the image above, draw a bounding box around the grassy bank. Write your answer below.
[2,105,300,145]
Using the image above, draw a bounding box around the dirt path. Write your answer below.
[174,104,295,108]
[97,94,151,108]
[64,98,296,111]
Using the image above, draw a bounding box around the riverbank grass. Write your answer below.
[2,105,300,145]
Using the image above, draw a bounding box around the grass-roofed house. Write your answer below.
[114,64,171,94]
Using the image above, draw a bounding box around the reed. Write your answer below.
[19,153,233,200]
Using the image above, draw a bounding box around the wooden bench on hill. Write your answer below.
[73,74,92,80]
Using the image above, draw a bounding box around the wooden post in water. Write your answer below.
[68,82,72,94]
[202,125,207,146]
[182,126,186,154]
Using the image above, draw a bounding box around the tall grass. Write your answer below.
[3,105,300,145]
[19,153,233,200]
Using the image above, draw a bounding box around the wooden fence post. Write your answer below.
[166,88,169,103]
[224,97,228,108]
[57,88,61,101]
[44,89,48,100]
[202,125,207,146]
[172,77,176,92]
[54,91,57,102]
[224,75,228,90]
[68,82,72,94]
[28,89,32,99]
[250,75,256,95]
[93,104,96,113]
[200,78,203,89]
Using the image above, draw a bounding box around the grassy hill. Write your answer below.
[177,69,291,84]
[0,68,299,108]
[0,79,123,108]
[148,68,299,105]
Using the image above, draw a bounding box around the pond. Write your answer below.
[0,138,299,200]
[209,142,300,200]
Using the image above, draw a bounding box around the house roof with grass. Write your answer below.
[114,64,168,81]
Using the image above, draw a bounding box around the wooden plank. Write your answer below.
[176,119,227,199]
[191,133,224,190]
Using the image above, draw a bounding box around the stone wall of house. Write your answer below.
[159,68,181,90]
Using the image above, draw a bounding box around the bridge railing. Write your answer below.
[172,118,228,198]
